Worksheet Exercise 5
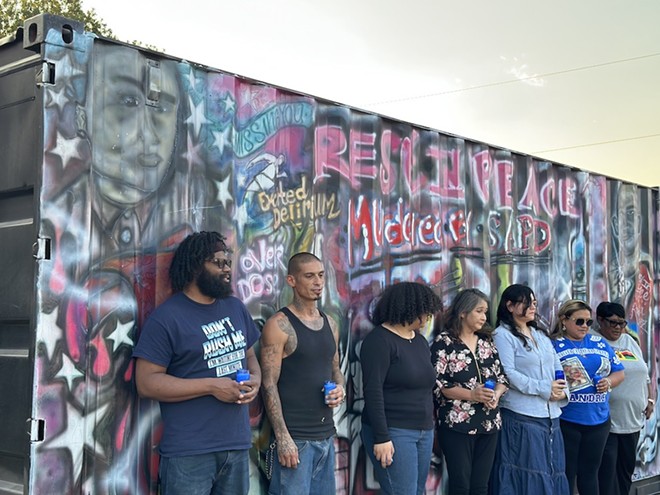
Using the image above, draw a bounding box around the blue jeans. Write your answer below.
[159,450,249,495]
[361,423,434,495]
[268,437,336,495]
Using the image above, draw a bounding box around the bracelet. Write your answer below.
[649,398,656,405]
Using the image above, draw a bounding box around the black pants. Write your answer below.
[598,431,640,495]
[438,427,498,495]
[560,418,610,495]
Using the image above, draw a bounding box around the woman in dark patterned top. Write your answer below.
[431,288,508,495]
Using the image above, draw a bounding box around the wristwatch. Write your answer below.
[649,398,656,405]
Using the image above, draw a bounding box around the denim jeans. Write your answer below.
[361,423,434,495]
[159,450,249,495]
[268,437,336,495]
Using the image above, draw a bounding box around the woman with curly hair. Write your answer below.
[431,288,508,495]
[490,284,569,495]
[360,282,443,495]
[551,299,625,495]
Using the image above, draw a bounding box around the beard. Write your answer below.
[197,268,233,299]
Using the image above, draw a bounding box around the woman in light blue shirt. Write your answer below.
[490,284,569,495]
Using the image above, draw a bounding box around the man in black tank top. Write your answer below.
[261,252,345,495]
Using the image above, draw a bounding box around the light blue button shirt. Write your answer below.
[493,324,566,419]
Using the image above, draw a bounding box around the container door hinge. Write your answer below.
[32,237,51,260]
[27,418,45,443]
[36,61,55,86]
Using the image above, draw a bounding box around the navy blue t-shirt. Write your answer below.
[133,292,259,456]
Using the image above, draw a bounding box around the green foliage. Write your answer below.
[0,0,113,39]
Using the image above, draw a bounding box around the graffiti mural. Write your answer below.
[26,28,658,494]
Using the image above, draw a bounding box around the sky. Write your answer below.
[80,0,660,187]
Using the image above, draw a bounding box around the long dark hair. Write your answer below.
[436,288,491,340]
[495,284,543,349]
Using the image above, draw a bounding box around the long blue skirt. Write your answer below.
[490,408,569,495]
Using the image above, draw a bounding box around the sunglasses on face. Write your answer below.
[568,317,593,327]
[604,317,627,328]
[208,258,232,269]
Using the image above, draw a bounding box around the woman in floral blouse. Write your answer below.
[431,288,508,495]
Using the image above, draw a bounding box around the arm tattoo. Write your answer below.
[261,341,289,437]
[277,317,298,356]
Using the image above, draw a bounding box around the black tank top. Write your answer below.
[278,307,337,440]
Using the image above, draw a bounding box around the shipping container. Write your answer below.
[1,13,658,495]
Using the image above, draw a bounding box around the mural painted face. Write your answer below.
[288,260,325,302]
[563,309,593,341]
[618,187,640,258]
[462,300,489,333]
[91,46,179,206]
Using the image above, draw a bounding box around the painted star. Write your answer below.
[186,68,198,92]
[250,87,272,112]
[185,97,210,138]
[214,175,233,211]
[223,93,236,113]
[55,354,84,391]
[236,170,248,189]
[38,308,62,361]
[58,52,85,81]
[50,131,83,168]
[107,319,135,353]
[234,200,251,239]
[239,86,252,108]
[46,85,69,113]
[43,401,109,483]
[212,126,231,155]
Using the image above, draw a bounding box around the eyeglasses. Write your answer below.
[604,317,627,328]
[568,317,593,327]
[208,258,232,269]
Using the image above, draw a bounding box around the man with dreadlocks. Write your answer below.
[260,252,345,495]
[133,231,261,495]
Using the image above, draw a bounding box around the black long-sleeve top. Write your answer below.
[360,325,435,443]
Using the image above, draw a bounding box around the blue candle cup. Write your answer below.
[324,381,336,403]
[555,370,565,381]
[236,369,250,383]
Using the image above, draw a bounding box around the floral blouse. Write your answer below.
[431,331,509,435]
